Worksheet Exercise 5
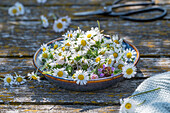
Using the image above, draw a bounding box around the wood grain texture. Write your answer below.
[0,105,120,113]
[0,57,169,78]
[0,20,169,57]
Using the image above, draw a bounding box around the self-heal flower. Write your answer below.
[40,15,49,28]
[90,74,98,79]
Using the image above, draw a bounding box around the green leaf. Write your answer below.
[113,69,122,75]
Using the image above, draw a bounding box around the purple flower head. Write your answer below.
[103,64,106,69]
[111,73,114,76]
[98,68,103,72]
[100,73,104,77]
[111,67,115,71]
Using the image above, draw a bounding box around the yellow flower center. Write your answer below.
[16,77,23,83]
[126,52,132,59]
[62,47,65,51]
[62,18,67,22]
[72,74,76,79]
[78,74,84,80]
[81,40,86,46]
[108,59,112,64]
[42,19,46,23]
[125,103,132,109]
[126,68,133,75]
[42,47,46,52]
[57,71,64,77]
[12,8,17,14]
[58,52,62,56]
[18,6,22,11]
[65,42,71,46]
[118,64,124,70]
[113,52,118,58]
[42,53,48,58]
[114,40,119,44]
[57,23,63,29]
[67,34,73,38]
[95,57,101,62]
[54,44,58,49]
[87,34,92,38]
[32,75,37,80]
[6,78,12,83]
[107,44,110,48]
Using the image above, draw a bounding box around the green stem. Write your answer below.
[52,14,57,20]
[137,100,146,106]
[128,87,161,98]
[97,20,100,31]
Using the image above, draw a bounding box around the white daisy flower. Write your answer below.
[122,64,137,79]
[74,70,89,85]
[59,16,71,26]
[109,48,123,62]
[37,0,47,4]
[120,98,137,113]
[53,19,67,33]
[14,74,26,85]
[40,15,49,28]
[8,6,19,16]
[106,55,115,67]
[4,74,14,86]
[124,48,136,62]
[114,60,127,70]
[27,72,40,81]
[85,29,97,39]
[103,38,112,48]
[52,68,68,78]
[111,34,123,48]
[40,43,48,52]
[77,38,89,47]
[62,30,75,40]
[94,55,105,65]
[98,47,107,55]
[15,2,25,15]
[53,41,61,50]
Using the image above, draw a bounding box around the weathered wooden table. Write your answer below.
[0,0,169,112]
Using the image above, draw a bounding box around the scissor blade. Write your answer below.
[73,10,104,16]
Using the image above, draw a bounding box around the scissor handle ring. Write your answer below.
[120,7,167,22]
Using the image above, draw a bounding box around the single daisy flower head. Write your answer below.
[14,74,26,85]
[77,38,88,47]
[119,98,137,113]
[114,60,126,70]
[74,70,89,85]
[53,41,61,49]
[40,15,49,28]
[106,55,115,67]
[111,34,123,47]
[37,0,47,4]
[4,74,14,86]
[8,6,19,16]
[53,68,68,78]
[59,16,71,26]
[53,19,67,33]
[109,48,122,62]
[15,2,25,15]
[41,43,48,52]
[124,48,136,61]
[27,72,40,81]
[122,64,137,79]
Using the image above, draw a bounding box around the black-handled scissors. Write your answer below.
[73,0,167,22]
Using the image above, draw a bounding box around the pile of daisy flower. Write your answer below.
[8,2,25,16]
[38,27,137,85]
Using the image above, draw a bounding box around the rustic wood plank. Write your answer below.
[0,0,169,6]
[0,5,170,21]
[0,57,169,78]
[0,20,169,57]
[0,105,119,113]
